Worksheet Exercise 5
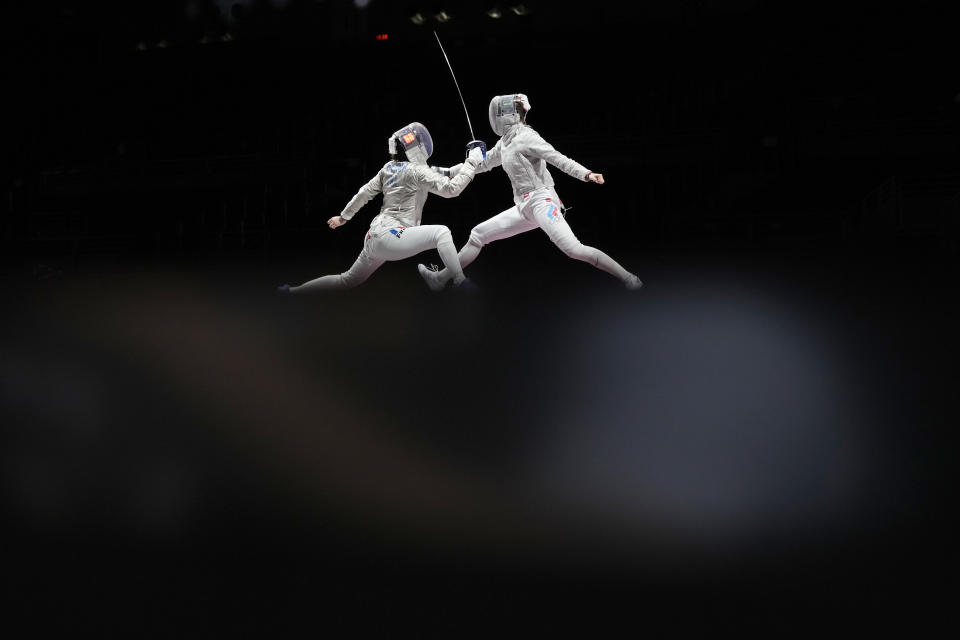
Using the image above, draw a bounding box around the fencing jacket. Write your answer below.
[449,123,590,207]
[339,159,478,231]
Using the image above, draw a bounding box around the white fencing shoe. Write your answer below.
[417,263,446,293]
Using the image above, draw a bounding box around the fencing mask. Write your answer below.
[488,93,531,136]
[387,122,434,164]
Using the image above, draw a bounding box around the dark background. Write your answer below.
[2,0,958,634]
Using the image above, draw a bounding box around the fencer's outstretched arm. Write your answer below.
[418,164,476,198]
[525,128,593,182]
[418,147,482,198]
[445,139,503,178]
[339,172,383,222]
[472,138,503,174]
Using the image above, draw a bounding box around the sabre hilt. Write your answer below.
[466,140,487,160]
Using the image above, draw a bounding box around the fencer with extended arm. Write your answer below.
[418,94,640,290]
[279,123,484,293]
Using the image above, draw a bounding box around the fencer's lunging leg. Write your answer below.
[459,206,538,269]
[432,226,466,286]
[559,239,635,282]
[457,230,485,271]
[417,224,466,290]
[422,206,537,287]
[535,197,640,288]
[290,243,382,293]
[296,225,465,293]
[370,224,467,287]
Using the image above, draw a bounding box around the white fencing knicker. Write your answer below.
[291,223,464,292]
[454,187,635,282]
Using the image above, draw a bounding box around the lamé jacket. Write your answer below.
[450,123,590,207]
[339,158,478,231]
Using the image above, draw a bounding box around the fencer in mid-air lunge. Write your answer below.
[278,122,484,293]
[418,94,642,291]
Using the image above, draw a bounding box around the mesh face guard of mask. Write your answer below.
[488,94,531,136]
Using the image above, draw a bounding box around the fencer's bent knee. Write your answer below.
[468,228,485,248]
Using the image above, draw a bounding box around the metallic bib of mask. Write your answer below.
[488,93,531,136]
[387,122,433,164]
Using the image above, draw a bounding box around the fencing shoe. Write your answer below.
[417,263,446,293]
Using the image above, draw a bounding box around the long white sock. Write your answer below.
[457,233,484,271]
[436,230,465,286]
[432,233,481,283]
[590,248,636,283]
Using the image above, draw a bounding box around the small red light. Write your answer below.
[375,33,388,40]
[402,133,416,144]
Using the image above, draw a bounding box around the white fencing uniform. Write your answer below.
[424,96,640,289]
[290,145,481,293]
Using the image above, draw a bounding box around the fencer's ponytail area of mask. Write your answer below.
[2,242,957,633]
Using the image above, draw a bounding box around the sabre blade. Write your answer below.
[433,30,475,141]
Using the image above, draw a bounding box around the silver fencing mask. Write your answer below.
[387,122,434,164]
[488,93,531,136]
